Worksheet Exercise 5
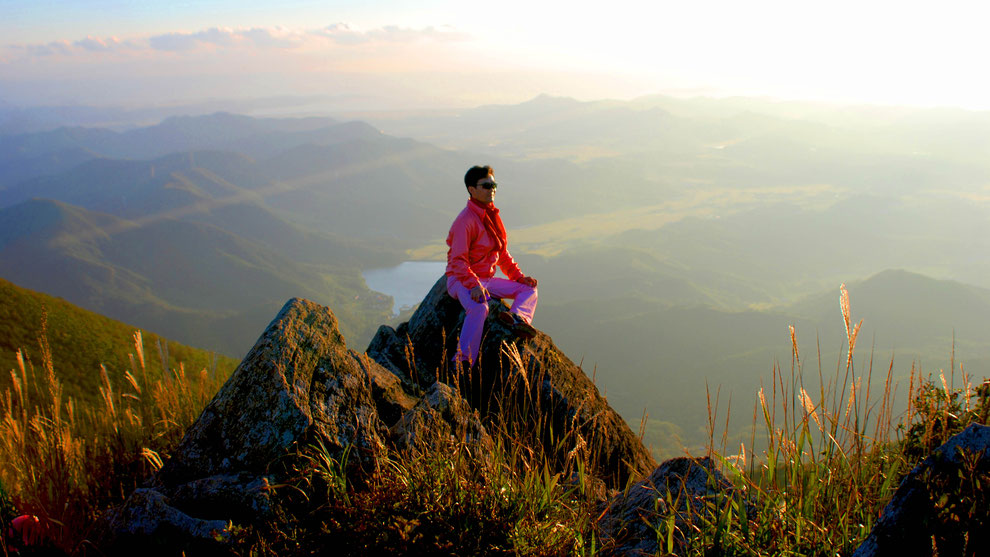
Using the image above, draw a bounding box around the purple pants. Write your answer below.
[446,276,538,364]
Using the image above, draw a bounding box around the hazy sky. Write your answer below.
[2,0,988,110]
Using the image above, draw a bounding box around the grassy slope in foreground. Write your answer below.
[0,275,239,407]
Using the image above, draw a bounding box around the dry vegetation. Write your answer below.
[0,323,229,555]
[1,287,987,555]
[686,285,989,556]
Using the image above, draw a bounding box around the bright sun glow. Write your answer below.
[2,0,989,109]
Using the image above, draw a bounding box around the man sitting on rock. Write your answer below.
[446,165,539,367]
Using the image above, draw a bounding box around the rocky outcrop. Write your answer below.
[852,423,990,557]
[366,276,466,387]
[101,298,416,555]
[103,281,659,553]
[367,276,656,488]
[597,457,741,556]
[160,298,389,484]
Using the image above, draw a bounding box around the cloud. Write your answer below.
[1,23,470,66]
[147,26,315,51]
[242,27,302,48]
[149,28,237,51]
[6,36,131,58]
[20,40,73,57]
[316,23,365,45]
[143,24,464,53]
[316,23,468,45]
[193,27,239,47]
[74,36,128,52]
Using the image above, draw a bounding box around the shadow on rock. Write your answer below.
[367,276,656,489]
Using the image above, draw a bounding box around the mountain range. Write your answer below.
[3,96,990,455]
[0,108,669,356]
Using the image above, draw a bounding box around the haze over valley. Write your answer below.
[3,93,990,457]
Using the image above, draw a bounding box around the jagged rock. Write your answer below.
[852,423,990,557]
[597,457,739,556]
[366,278,466,387]
[103,286,660,553]
[103,298,418,554]
[162,297,388,483]
[391,381,492,453]
[366,323,412,381]
[364,352,420,427]
[367,276,656,488]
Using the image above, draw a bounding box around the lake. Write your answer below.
[363,261,447,316]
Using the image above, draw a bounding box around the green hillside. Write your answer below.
[0,275,239,407]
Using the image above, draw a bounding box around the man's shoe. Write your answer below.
[497,311,538,340]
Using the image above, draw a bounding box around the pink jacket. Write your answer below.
[446,200,524,289]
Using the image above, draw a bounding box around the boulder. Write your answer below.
[102,284,660,553]
[363,351,420,428]
[597,457,740,556]
[367,276,656,488]
[100,488,230,556]
[852,423,990,557]
[161,298,388,483]
[391,381,492,453]
[366,276,466,387]
[102,298,417,554]
[167,473,275,523]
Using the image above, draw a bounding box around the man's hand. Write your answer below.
[518,276,538,287]
[470,285,489,302]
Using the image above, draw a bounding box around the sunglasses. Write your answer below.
[476,181,498,190]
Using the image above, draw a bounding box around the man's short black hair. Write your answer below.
[464,165,493,191]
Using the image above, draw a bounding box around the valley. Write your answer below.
[3,94,990,458]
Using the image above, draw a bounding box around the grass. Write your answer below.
[664,284,990,556]
[1,284,987,555]
[0,323,230,555]
[0,276,237,408]
[243,429,597,556]
[231,341,607,556]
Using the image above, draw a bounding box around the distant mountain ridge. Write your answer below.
[539,268,990,458]
[3,98,990,460]
[0,112,338,162]
[0,114,400,190]
[0,111,636,358]
[783,269,990,349]
[0,198,394,357]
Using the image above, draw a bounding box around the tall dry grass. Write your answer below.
[2,311,605,555]
[3,288,986,555]
[1,324,228,554]
[687,283,988,556]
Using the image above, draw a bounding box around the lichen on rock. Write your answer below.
[597,456,744,555]
[101,298,404,554]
